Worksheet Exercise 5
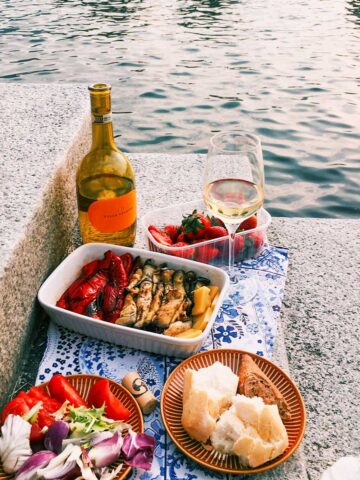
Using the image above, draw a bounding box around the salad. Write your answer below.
[0,374,155,479]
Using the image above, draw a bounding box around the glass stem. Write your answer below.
[226,223,239,277]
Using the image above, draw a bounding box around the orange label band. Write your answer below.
[88,190,136,233]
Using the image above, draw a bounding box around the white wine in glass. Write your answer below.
[203,131,265,303]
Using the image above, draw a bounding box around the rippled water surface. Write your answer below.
[1,0,359,216]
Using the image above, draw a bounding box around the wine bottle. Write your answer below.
[77,83,136,246]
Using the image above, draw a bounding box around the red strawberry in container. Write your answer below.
[171,242,195,259]
[148,225,173,246]
[234,234,246,262]
[205,225,228,240]
[181,210,212,242]
[196,244,220,264]
[163,224,181,243]
[249,231,265,250]
[237,215,257,232]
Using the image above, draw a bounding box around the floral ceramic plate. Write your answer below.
[0,374,143,480]
[161,349,306,475]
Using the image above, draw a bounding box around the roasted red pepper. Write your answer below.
[49,374,88,408]
[103,253,127,323]
[85,298,104,320]
[120,253,134,277]
[88,379,130,421]
[81,259,100,277]
[56,250,132,323]
[68,271,108,315]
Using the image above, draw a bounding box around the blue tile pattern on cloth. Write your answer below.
[37,245,288,480]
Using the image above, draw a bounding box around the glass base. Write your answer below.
[228,274,257,304]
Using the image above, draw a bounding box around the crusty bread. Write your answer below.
[238,354,291,420]
[211,395,288,468]
[181,361,239,443]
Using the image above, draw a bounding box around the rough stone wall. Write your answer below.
[0,84,91,400]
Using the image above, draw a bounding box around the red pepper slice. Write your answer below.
[48,374,88,408]
[1,397,30,424]
[82,259,100,277]
[28,386,62,412]
[88,379,130,421]
[120,253,133,278]
[30,422,44,442]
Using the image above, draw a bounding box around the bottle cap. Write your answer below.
[88,83,112,92]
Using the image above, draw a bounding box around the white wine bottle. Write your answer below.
[77,83,136,246]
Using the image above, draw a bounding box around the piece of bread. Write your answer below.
[181,361,239,443]
[211,395,288,468]
[238,354,291,420]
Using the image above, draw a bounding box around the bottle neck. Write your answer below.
[91,119,117,150]
[89,85,117,150]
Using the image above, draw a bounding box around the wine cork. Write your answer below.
[122,371,158,415]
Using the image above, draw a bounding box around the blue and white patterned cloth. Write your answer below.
[37,245,288,480]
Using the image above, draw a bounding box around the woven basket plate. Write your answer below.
[0,374,143,480]
[161,349,306,475]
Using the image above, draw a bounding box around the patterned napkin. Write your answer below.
[37,245,289,480]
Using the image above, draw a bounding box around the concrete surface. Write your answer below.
[0,83,91,399]
[0,85,359,480]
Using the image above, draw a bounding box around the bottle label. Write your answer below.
[92,113,112,124]
[88,190,136,233]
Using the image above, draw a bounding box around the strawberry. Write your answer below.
[171,242,195,259]
[237,215,257,232]
[148,225,173,246]
[210,216,226,228]
[163,224,181,242]
[206,226,228,239]
[182,210,212,241]
[176,231,186,243]
[249,231,264,249]
[196,245,220,264]
[234,235,246,262]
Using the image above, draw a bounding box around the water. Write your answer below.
[1,0,359,217]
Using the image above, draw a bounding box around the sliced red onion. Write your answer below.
[96,463,123,480]
[76,450,97,480]
[37,444,82,480]
[44,421,70,454]
[88,432,123,468]
[121,430,155,471]
[14,451,56,480]
[90,431,114,447]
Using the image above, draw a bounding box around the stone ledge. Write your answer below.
[0,83,91,399]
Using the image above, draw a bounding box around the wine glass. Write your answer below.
[203,131,265,303]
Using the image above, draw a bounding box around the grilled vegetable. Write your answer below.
[134,280,153,328]
[147,282,164,322]
[127,266,143,294]
[116,293,137,326]
[164,320,192,336]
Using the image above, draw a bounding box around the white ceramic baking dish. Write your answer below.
[38,243,229,358]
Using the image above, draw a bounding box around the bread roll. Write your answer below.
[238,354,291,420]
[211,395,288,468]
[181,361,239,443]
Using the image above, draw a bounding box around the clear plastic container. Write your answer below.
[142,200,271,266]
